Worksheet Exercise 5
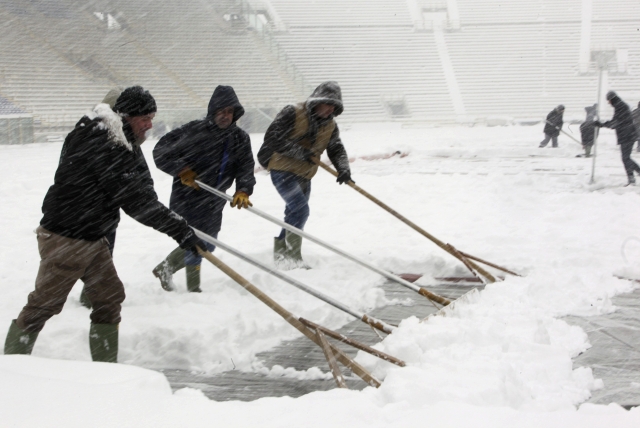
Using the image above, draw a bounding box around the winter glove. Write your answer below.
[178,167,199,190]
[336,171,353,185]
[593,121,602,128]
[179,232,208,256]
[230,191,252,209]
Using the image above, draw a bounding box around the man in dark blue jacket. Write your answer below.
[153,86,256,292]
[596,91,640,185]
[539,105,564,148]
[3,86,205,362]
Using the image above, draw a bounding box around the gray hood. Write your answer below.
[306,81,344,117]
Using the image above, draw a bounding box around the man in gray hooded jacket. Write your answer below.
[257,81,352,269]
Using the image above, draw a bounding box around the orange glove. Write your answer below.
[178,167,199,190]
[231,191,252,209]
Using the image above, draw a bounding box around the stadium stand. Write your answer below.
[0,0,638,139]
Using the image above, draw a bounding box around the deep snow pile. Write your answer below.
[1,123,640,426]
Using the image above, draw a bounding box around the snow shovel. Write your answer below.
[544,120,582,146]
[197,247,405,389]
[195,180,451,307]
[316,161,521,284]
[193,228,396,334]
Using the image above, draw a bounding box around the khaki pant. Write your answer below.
[16,226,126,333]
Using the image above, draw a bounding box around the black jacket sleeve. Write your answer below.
[234,130,256,195]
[326,126,350,174]
[153,122,196,177]
[262,105,314,161]
[95,144,193,244]
[602,108,621,129]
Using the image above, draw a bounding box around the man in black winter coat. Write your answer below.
[152,85,256,292]
[632,101,640,152]
[3,86,205,362]
[257,81,352,269]
[539,105,565,148]
[595,91,640,185]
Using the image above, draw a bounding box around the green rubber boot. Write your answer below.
[89,323,118,363]
[283,230,310,270]
[186,265,202,293]
[4,320,39,355]
[274,237,286,265]
[152,247,186,292]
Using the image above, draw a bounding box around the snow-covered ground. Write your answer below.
[2,123,640,426]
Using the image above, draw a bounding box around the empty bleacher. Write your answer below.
[0,0,639,137]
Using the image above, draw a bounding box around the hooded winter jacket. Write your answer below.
[153,86,255,233]
[543,107,564,137]
[40,104,193,244]
[602,94,638,145]
[580,105,598,146]
[257,81,350,180]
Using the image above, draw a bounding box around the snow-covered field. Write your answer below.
[2,123,640,426]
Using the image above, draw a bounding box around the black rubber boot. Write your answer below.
[4,320,39,355]
[186,265,202,293]
[89,323,118,363]
[152,247,186,291]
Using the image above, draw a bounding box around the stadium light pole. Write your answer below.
[589,50,616,184]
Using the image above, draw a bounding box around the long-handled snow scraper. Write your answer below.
[544,120,583,146]
[195,180,451,307]
[196,247,405,388]
[193,228,396,334]
[316,161,521,284]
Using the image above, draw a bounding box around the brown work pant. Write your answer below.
[16,226,126,333]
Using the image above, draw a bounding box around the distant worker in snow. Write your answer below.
[595,91,640,186]
[257,81,352,269]
[578,104,598,158]
[152,85,256,293]
[539,105,565,148]
[3,86,205,362]
[631,101,640,152]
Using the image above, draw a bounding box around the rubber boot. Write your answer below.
[283,230,310,270]
[274,237,286,265]
[89,323,118,363]
[4,320,39,355]
[186,265,202,293]
[152,247,186,292]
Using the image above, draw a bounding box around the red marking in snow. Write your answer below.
[398,273,423,283]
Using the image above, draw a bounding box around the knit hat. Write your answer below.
[606,91,617,101]
[557,104,565,111]
[114,86,157,117]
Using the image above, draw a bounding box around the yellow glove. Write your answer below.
[231,191,252,209]
[178,168,199,190]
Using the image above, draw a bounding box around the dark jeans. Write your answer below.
[620,142,640,178]
[270,170,311,240]
[539,134,558,148]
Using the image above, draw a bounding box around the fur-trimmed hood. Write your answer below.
[87,103,132,151]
